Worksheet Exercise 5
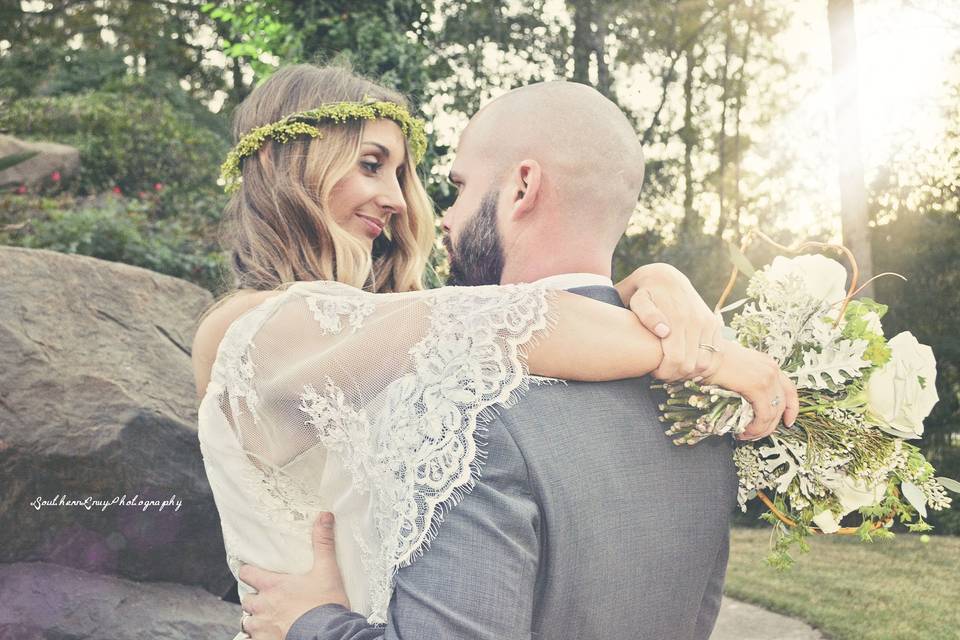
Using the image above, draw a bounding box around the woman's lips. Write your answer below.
[356,213,385,238]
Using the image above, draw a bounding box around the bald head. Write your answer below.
[459,82,645,244]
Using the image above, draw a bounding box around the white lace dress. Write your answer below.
[197,280,558,634]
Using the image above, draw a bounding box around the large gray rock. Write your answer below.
[0,562,241,640]
[0,246,233,595]
[0,134,80,187]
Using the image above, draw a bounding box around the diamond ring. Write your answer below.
[771,396,781,407]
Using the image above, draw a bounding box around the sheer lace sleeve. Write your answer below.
[199,280,558,624]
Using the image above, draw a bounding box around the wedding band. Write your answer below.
[771,396,781,407]
[698,343,719,353]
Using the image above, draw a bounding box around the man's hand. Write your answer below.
[239,512,349,639]
[615,263,723,381]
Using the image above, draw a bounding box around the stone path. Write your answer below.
[711,596,827,640]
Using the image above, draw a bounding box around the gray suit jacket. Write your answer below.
[288,285,738,640]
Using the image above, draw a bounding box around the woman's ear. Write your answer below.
[508,159,541,220]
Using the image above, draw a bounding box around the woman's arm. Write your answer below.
[615,263,725,382]
[526,290,662,380]
[226,281,794,442]
[527,290,799,439]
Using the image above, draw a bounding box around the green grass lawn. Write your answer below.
[724,528,960,640]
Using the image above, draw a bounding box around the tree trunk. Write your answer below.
[680,45,700,235]
[732,7,755,243]
[571,1,592,85]
[716,10,733,238]
[231,56,249,103]
[828,0,874,297]
[595,7,612,98]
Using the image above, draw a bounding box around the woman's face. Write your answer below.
[328,118,409,247]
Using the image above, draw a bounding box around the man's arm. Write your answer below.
[286,419,540,640]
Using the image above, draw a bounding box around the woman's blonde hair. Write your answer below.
[207,64,435,317]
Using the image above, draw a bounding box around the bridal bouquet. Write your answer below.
[656,248,960,567]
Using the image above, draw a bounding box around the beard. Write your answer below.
[444,189,505,287]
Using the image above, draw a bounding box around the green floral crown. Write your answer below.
[220,100,428,194]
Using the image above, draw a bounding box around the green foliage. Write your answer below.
[3,2,232,104]
[871,211,960,533]
[202,2,302,80]
[0,82,230,196]
[842,298,892,367]
[763,521,810,571]
[205,1,437,103]
[423,240,449,290]
[0,193,228,292]
[203,0,453,201]
[613,227,738,304]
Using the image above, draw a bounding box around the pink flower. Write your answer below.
[112,186,122,195]
[154,183,163,191]
[51,171,61,182]
[16,184,27,194]
[138,191,147,199]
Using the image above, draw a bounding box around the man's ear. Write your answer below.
[508,159,541,220]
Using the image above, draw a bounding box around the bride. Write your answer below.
[191,64,796,633]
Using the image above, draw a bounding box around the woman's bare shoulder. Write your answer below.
[191,289,283,401]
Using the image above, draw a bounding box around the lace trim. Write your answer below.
[212,281,557,624]
[210,293,291,434]
[299,378,374,492]
[240,451,325,532]
[300,283,556,621]
[304,294,376,335]
[387,284,557,568]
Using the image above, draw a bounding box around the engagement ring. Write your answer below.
[771,396,781,407]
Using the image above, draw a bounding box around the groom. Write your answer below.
[239,82,774,639]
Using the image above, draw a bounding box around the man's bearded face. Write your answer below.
[444,189,505,287]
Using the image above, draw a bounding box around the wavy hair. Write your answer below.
[210,64,435,315]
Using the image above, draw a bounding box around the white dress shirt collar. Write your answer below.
[532,272,615,290]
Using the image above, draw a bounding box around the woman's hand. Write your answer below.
[703,341,799,440]
[615,263,724,382]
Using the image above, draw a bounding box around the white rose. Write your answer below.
[765,254,848,306]
[866,331,939,438]
[812,476,887,534]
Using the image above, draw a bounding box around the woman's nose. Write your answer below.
[377,175,407,217]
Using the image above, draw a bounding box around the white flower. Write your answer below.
[812,475,887,533]
[765,254,848,306]
[865,331,939,438]
[862,311,883,336]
